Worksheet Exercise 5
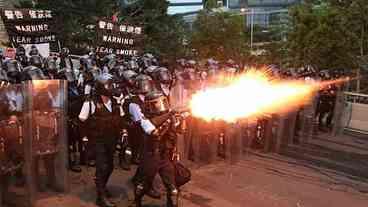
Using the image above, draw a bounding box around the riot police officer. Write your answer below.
[59,48,74,72]
[134,91,186,207]
[4,60,22,84]
[0,113,24,205]
[152,67,172,98]
[123,74,155,165]
[15,46,28,67]
[79,73,122,207]
[44,57,58,79]
[122,74,162,199]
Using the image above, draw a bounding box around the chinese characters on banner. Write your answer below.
[96,19,144,56]
[0,9,57,45]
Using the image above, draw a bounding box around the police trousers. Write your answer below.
[95,137,116,193]
[140,139,176,192]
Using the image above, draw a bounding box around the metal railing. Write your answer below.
[344,91,368,104]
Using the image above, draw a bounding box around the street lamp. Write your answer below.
[250,8,254,51]
[239,8,254,51]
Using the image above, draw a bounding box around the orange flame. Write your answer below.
[189,70,347,123]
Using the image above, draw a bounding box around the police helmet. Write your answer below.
[16,46,26,56]
[134,74,155,95]
[46,58,58,72]
[95,73,114,96]
[183,68,196,81]
[144,91,170,116]
[155,67,172,84]
[128,59,139,71]
[5,60,22,83]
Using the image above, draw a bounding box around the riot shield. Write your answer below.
[224,121,243,165]
[0,84,27,207]
[22,80,69,207]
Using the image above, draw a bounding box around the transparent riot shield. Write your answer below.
[224,121,243,165]
[0,84,28,207]
[22,80,69,207]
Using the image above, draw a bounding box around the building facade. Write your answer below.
[225,0,302,28]
[167,0,204,15]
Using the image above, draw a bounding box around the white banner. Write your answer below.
[22,43,50,57]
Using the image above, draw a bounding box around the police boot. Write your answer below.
[96,191,116,207]
[134,183,145,207]
[166,187,179,207]
[120,148,131,171]
[70,160,82,173]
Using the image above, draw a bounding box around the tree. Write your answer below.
[20,0,186,60]
[190,11,249,62]
[328,0,368,92]
[119,0,187,63]
[204,0,220,10]
[287,2,356,70]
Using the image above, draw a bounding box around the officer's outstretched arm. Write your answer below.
[129,103,156,135]
[78,101,92,122]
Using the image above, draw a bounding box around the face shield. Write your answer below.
[122,70,137,86]
[129,60,139,70]
[145,92,170,116]
[158,69,172,84]
[143,58,152,68]
[134,75,155,95]
[136,79,154,94]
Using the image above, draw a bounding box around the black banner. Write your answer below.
[95,19,144,56]
[0,9,57,45]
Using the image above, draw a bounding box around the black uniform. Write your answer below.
[0,118,24,203]
[32,95,58,191]
[79,95,121,207]
[122,95,145,164]
[134,92,183,207]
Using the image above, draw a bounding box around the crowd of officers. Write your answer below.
[0,45,341,207]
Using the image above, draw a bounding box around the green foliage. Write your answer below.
[120,0,187,62]
[16,0,34,8]
[190,11,249,62]
[28,0,186,59]
[287,2,356,70]
[204,0,220,10]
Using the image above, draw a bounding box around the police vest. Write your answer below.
[33,111,58,155]
[90,99,121,139]
[0,121,23,155]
